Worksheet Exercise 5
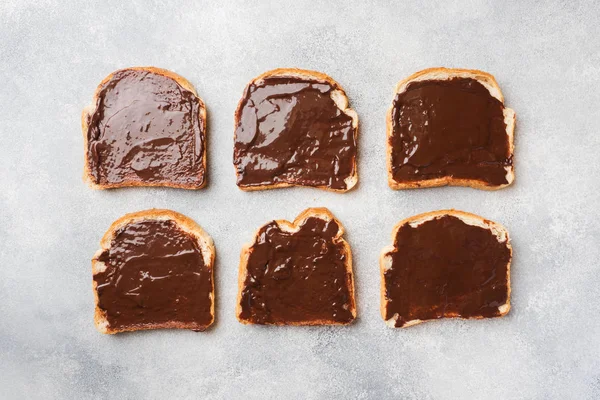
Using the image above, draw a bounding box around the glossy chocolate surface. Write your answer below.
[383,215,510,327]
[389,77,511,186]
[234,76,357,190]
[94,220,213,330]
[238,216,354,324]
[87,69,205,187]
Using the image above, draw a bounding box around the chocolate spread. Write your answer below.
[94,219,213,331]
[234,76,357,190]
[389,77,512,186]
[86,69,205,187]
[238,217,354,324]
[383,215,511,327]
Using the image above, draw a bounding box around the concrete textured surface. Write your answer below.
[1,1,599,399]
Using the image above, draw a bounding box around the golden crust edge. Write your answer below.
[92,208,216,334]
[82,67,208,190]
[236,207,356,326]
[385,67,515,191]
[379,209,512,328]
[233,68,359,193]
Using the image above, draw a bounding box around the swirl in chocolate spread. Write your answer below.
[86,69,205,187]
[238,217,354,324]
[382,215,511,327]
[389,77,512,186]
[94,220,213,330]
[234,76,357,190]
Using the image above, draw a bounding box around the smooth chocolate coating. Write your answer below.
[389,77,511,186]
[383,215,510,327]
[94,220,213,331]
[238,217,354,324]
[234,76,357,190]
[87,69,205,187]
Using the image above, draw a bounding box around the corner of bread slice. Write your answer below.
[235,69,358,192]
[235,207,356,324]
[386,67,515,190]
[340,172,359,192]
[82,67,207,190]
[92,209,215,334]
[380,209,511,327]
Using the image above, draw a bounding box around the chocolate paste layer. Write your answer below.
[87,69,205,187]
[234,76,357,190]
[239,217,354,324]
[94,220,213,331]
[389,77,511,186]
[383,215,510,327]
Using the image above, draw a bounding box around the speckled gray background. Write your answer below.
[1,1,599,399]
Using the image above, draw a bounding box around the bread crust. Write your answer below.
[236,207,357,325]
[92,209,215,334]
[233,68,359,192]
[82,67,208,190]
[380,209,512,328]
[386,67,516,190]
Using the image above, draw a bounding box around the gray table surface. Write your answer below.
[2,1,599,399]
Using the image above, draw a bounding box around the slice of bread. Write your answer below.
[82,67,207,190]
[92,209,215,334]
[380,209,512,328]
[236,207,356,325]
[386,67,516,190]
[233,68,359,192]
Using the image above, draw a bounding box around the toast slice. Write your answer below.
[82,67,207,189]
[92,209,215,334]
[236,208,356,325]
[233,68,359,192]
[380,210,511,328]
[387,67,516,190]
